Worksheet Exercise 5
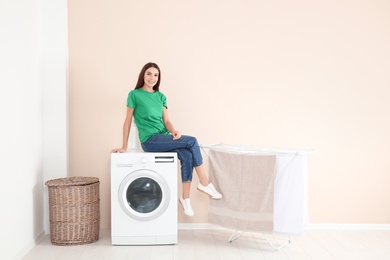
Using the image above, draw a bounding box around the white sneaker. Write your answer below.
[197,183,223,199]
[179,197,194,216]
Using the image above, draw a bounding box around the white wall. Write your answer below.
[0,0,67,259]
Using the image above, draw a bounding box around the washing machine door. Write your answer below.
[118,169,171,221]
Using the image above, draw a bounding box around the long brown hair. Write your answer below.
[134,62,161,91]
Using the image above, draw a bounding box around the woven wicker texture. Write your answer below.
[45,177,100,246]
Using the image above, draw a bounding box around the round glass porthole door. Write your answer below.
[127,177,162,213]
[118,169,170,221]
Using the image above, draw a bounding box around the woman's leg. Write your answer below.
[141,134,203,166]
[142,133,206,184]
[182,182,191,199]
[174,148,193,199]
[195,165,209,186]
[142,134,221,199]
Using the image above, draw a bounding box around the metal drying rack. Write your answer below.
[201,143,315,251]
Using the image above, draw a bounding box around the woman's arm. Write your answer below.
[112,107,134,152]
[162,107,181,140]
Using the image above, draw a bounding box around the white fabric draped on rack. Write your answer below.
[202,143,313,236]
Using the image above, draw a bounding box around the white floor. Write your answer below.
[23,228,390,260]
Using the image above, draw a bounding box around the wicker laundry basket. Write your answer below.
[45,176,100,246]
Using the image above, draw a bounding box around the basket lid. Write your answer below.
[45,176,99,187]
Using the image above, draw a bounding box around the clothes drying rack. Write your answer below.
[201,143,315,251]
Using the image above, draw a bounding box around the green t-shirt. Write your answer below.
[127,88,170,143]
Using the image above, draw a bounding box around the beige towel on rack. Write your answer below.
[207,149,276,232]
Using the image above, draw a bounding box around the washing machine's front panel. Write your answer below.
[118,169,171,221]
[111,152,178,245]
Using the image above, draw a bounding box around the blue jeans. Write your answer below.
[141,134,203,182]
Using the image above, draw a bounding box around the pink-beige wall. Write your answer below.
[68,0,390,229]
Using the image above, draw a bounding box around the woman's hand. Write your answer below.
[172,130,181,140]
[111,147,127,153]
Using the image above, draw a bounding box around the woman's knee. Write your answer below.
[181,135,199,149]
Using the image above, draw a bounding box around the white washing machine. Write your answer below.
[111,152,178,245]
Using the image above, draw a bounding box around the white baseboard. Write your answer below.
[306,223,390,230]
[178,223,390,231]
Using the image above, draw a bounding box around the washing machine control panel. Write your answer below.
[140,157,148,164]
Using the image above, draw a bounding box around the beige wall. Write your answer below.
[68,0,390,229]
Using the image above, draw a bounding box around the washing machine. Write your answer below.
[111,152,178,245]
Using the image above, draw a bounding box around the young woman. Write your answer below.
[112,62,222,216]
